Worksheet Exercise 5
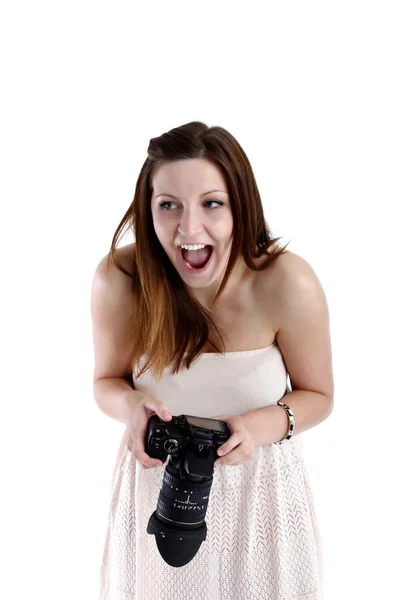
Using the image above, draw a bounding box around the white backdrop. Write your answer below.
[1,1,399,599]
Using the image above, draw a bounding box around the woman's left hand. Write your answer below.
[211,414,256,467]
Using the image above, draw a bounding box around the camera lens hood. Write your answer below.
[147,511,207,567]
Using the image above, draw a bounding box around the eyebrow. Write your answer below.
[155,189,228,199]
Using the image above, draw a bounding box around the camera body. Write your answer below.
[146,413,230,478]
[145,414,231,566]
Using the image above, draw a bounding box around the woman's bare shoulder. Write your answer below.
[114,242,136,276]
[267,249,315,280]
[258,249,324,320]
[91,244,137,383]
[260,249,333,400]
[100,242,136,278]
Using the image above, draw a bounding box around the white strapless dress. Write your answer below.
[99,342,323,600]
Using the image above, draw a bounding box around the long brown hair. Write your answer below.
[107,121,289,380]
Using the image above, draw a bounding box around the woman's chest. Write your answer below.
[204,281,277,353]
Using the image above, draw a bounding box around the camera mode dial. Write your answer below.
[164,438,180,456]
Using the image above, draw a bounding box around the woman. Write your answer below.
[91,121,334,599]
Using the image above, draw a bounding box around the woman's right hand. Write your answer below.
[127,393,172,469]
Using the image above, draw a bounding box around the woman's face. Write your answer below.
[150,158,235,304]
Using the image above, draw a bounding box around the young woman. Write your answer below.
[91,121,334,599]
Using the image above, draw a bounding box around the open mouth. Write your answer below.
[178,245,214,272]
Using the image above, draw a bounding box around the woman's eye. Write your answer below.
[158,201,174,210]
[158,200,224,211]
[205,200,224,208]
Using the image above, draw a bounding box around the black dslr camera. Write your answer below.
[145,413,230,567]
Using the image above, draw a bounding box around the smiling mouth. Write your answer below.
[178,245,214,270]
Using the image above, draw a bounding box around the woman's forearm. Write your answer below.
[243,389,334,446]
[93,377,145,425]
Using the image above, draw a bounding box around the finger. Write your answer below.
[132,421,166,468]
[216,449,243,466]
[135,450,164,469]
[142,398,172,421]
[132,434,154,465]
[217,432,242,456]
[217,439,254,465]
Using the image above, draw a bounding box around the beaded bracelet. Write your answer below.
[274,401,295,444]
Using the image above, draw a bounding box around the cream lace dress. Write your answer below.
[99,342,323,599]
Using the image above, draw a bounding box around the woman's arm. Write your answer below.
[243,252,334,446]
[93,376,144,425]
[90,245,144,425]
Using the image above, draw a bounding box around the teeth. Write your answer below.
[180,244,207,251]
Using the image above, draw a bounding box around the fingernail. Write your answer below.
[217,449,224,456]
[163,412,172,419]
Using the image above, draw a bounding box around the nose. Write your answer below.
[177,206,203,237]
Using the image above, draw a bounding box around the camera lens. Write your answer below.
[145,414,227,566]
[156,467,212,526]
[147,462,212,566]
